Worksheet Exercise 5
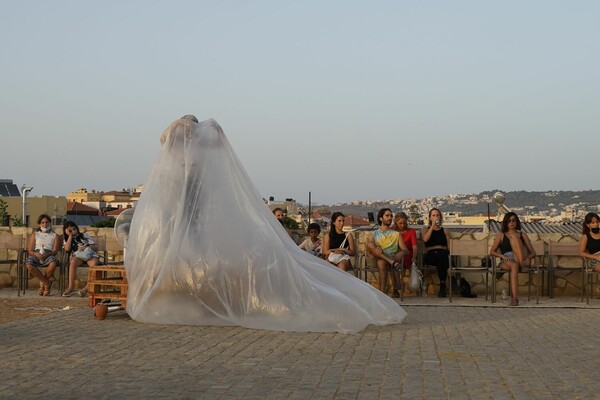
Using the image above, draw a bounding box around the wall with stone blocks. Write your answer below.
[0,227,584,297]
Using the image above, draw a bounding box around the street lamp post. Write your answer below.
[21,185,33,227]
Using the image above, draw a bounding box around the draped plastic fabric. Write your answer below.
[125,117,406,332]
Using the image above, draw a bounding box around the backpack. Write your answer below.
[459,278,477,298]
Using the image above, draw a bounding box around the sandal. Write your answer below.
[62,290,76,297]
[38,281,45,296]
[43,280,53,296]
[509,298,519,307]
[78,288,88,298]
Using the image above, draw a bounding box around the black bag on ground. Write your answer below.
[459,278,477,298]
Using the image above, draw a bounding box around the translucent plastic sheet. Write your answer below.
[125,116,406,332]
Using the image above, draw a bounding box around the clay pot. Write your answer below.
[94,304,108,320]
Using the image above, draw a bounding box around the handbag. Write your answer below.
[74,246,97,262]
[409,261,422,291]
[328,234,351,264]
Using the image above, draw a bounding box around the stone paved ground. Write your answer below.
[2,299,600,400]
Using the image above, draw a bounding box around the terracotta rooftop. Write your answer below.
[66,202,100,214]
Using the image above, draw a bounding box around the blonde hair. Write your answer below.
[394,211,408,222]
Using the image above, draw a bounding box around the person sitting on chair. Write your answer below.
[488,212,536,306]
[24,213,61,296]
[323,212,355,272]
[422,208,451,298]
[579,212,600,272]
[61,221,99,297]
[367,208,408,296]
[299,223,323,258]
[392,211,418,291]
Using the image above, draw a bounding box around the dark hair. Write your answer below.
[63,220,83,242]
[307,223,321,234]
[501,212,521,232]
[583,212,600,235]
[377,208,392,226]
[35,214,52,232]
[428,208,443,226]
[272,207,284,215]
[329,212,345,238]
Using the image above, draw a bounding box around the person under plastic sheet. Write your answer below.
[125,115,406,332]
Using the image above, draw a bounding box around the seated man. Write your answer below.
[366,208,408,296]
[299,223,323,258]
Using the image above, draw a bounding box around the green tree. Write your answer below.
[283,216,300,230]
[10,216,23,227]
[0,199,8,226]
[91,218,116,228]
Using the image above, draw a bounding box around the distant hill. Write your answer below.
[313,189,600,219]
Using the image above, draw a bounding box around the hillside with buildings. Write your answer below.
[323,189,600,223]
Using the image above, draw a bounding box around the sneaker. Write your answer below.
[438,282,447,298]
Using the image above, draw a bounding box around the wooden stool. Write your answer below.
[87,265,128,308]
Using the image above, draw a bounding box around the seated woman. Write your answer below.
[323,212,356,272]
[24,213,61,296]
[392,211,418,293]
[579,212,600,273]
[61,221,99,297]
[299,223,323,258]
[489,212,536,306]
[421,208,451,298]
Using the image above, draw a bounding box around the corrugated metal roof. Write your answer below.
[486,220,582,236]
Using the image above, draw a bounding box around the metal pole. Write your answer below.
[308,191,311,224]
[21,185,33,227]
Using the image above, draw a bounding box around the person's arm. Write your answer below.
[323,234,332,257]
[27,234,38,258]
[46,234,61,259]
[422,226,434,243]
[84,234,98,252]
[346,233,356,256]
[410,230,418,263]
[489,234,503,258]
[578,235,600,260]
[64,231,73,252]
[366,232,378,255]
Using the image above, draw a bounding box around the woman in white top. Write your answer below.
[25,214,62,296]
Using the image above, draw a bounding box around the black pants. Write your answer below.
[424,249,450,283]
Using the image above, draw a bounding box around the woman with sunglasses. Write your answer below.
[489,212,536,306]
[579,212,600,273]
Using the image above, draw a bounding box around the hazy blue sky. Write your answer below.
[1,1,598,205]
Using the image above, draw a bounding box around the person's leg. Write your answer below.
[337,259,349,272]
[391,270,401,297]
[500,260,519,304]
[434,252,449,297]
[377,259,389,292]
[26,262,51,293]
[64,257,84,294]
[42,261,57,295]
[44,261,57,282]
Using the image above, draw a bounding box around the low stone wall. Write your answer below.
[0,227,584,298]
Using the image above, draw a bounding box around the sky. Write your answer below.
[1,1,598,206]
